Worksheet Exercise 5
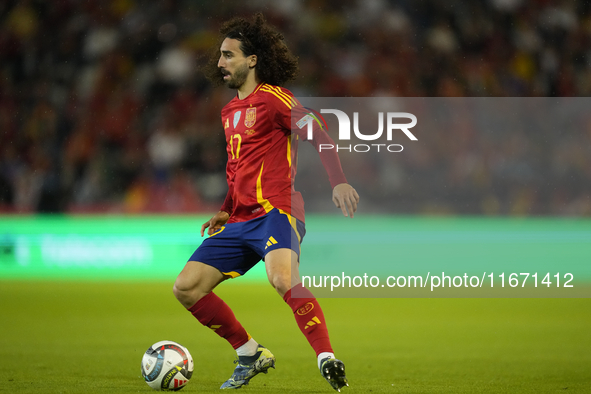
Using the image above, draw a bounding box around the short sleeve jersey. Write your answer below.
[220,83,347,224]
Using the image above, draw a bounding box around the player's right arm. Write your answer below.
[202,154,234,237]
[201,210,230,237]
[202,132,236,237]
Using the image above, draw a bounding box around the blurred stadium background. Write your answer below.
[1,2,591,393]
[1,0,590,216]
[1,0,591,282]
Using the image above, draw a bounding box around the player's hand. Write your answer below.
[332,183,359,218]
[201,211,230,236]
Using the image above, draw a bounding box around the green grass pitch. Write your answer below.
[0,280,590,393]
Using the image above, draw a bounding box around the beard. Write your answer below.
[224,63,249,89]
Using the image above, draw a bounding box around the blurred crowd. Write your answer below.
[0,0,590,215]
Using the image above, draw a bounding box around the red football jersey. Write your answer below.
[219,83,347,224]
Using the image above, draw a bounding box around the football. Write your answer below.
[141,340,194,391]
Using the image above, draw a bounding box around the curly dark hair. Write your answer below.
[204,13,299,87]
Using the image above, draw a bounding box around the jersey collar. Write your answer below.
[236,82,264,101]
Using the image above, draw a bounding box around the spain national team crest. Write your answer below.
[244,107,257,128]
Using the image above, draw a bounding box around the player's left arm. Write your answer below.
[277,97,360,217]
[308,127,359,218]
[332,182,359,218]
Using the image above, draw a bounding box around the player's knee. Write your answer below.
[173,273,200,307]
[173,263,223,308]
[172,281,188,305]
[269,274,291,297]
[172,280,184,300]
[173,283,207,309]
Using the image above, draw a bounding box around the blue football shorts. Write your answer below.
[188,208,306,278]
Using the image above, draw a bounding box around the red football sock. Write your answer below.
[283,283,333,355]
[188,292,250,350]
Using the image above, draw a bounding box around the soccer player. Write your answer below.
[173,13,359,391]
